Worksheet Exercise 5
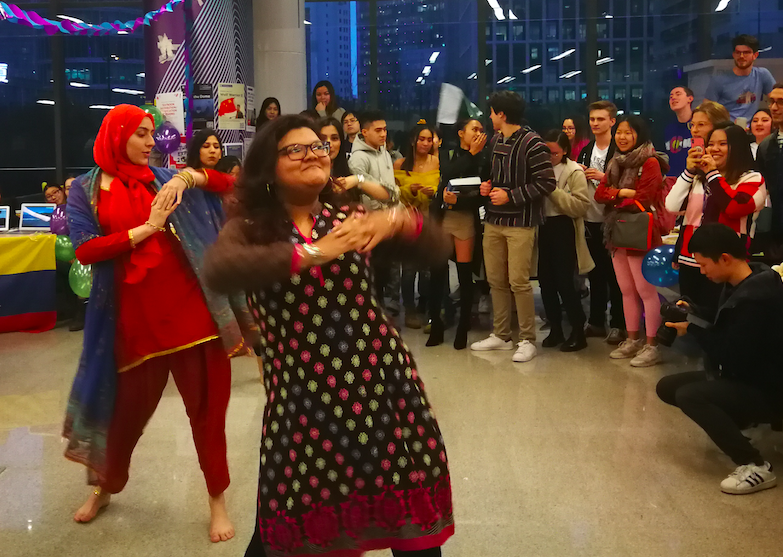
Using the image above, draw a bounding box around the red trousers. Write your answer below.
[101,339,232,497]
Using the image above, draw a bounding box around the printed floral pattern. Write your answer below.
[248,203,453,556]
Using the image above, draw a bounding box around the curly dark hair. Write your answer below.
[234,115,350,245]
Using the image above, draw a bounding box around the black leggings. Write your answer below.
[538,216,586,332]
[656,371,776,466]
[585,221,624,329]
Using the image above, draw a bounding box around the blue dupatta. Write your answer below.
[63,166,256,483]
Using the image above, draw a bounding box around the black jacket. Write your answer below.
[430,147,487,221]
[575,139,617,171]
[756,130,783,241]
[688,263,783,412]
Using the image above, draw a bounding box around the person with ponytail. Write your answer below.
[595,115,670,367]
[63,105,256,542]
[203,114,454,557]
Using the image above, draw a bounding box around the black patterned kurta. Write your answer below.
[247,202,454,557]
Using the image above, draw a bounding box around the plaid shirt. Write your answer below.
[484,127,556,227]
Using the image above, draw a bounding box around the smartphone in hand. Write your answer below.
[692,137,704,153]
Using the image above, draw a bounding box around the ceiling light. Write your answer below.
[304,20,312,25]
[605,14,614,19]
[112,87,145,95]
[89,105,115,110]
[521,64,542,74]
[551,49,576,61]
[423,65,432,76]
[715,0,730,11]
[136,72,146,78]
[559,70,582,79]
[497,76,516,84]
[485,59,493,66]
[57,15,85,24]
[494,8,505,20]
[37,100,55,105]
[70,82,90,88]
[117,30,129,35]
[596,57,614,65]
[416,77,424,84]
[467,72,477,80]
[509,10,518,20]
[429,52,440,63]
[759,46,772,53]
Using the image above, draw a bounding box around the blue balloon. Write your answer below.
[642,245,680,287]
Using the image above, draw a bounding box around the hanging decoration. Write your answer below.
[0,0,184,36]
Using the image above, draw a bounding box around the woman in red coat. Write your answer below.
[64,105,255,542]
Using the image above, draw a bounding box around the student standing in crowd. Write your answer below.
[348,110,401,313]
[595,116,669,368]
[471,91,556,363]
[215,156,241,178]
[258,97,281,127]
[428,118,488,349]
[538,131,593,352]
[704,34,776,122]
[562,115,590,161]
[750,108,773,158]
[203,114,455,557]
[65,105,255,542]
[186,129,224,170]
[755,83,783,263]
[312,80,346,122]
[657,224,783,495]
[576,101,625,345]
[341,110,361,153]
[394,122,440,329]
[664,86,695,177]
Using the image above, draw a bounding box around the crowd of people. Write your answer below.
[47,31,783,557]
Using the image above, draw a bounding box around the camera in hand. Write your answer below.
[655,301,690,347]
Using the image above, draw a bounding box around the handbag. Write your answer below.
[611,200,654,251]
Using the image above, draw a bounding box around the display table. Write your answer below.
[0,233,57,333]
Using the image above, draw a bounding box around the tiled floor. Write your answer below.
[2,316,783,557]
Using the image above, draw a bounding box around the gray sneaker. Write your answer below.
[609,338,644,359]
[630,344,661,367]
[605,328,625,345]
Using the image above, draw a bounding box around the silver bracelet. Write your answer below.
[302,243,326,266]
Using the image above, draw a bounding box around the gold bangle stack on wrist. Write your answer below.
[175,171,196,189]
[128,229,136,248]
[145,221,167,233]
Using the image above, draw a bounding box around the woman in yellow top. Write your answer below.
[394,122,440,328]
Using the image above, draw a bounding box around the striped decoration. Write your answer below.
[155,0,254,147]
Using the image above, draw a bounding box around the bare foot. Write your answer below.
[73,489,111,523]
[208,493,235,543]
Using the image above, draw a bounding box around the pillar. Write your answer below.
[254,0,307,113]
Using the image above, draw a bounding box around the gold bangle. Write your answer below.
[128,229,136,248]
[175,171,195,189]
[145,221,167,233]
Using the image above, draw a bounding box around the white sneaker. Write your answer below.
[630,344,661,367]
[512,340,537,363]
[471,334,514,351]
[609,338,644,359]
[720,462,777,495]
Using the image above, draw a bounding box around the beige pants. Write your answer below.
[482,223,536,342]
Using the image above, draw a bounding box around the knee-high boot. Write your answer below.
[454,262,474,350]
[426,263,448,347]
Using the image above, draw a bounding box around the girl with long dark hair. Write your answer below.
[666,122,765,320]
[562,115,590,160]
[394,122,440,329]
[750,108,773,158]
[186,129,224,170]
[595,116,670,367]
[427,118,487,349]
[312,80,346,122]
[259,97,281,127]
[203,114,454,557]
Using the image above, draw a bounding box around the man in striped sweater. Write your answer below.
[471,91,557,363]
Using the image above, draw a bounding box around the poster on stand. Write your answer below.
[192,83,214,130]
[155,91,185,135]
[217,83,246,130]
[169,143,188,170]
[243,137,254,161]
[246,86,256,132]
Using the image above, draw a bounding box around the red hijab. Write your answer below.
[94,104,163,284]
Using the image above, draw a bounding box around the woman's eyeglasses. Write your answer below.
[562,126,576,132]
[278,142,331,160]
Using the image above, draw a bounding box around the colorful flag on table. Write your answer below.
[0,234,56,333]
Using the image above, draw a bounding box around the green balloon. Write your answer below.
[54,235,75,262]
[140,104,166,129]
[69,261,93,298]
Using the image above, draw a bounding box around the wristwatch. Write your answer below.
[302,243,327,266]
